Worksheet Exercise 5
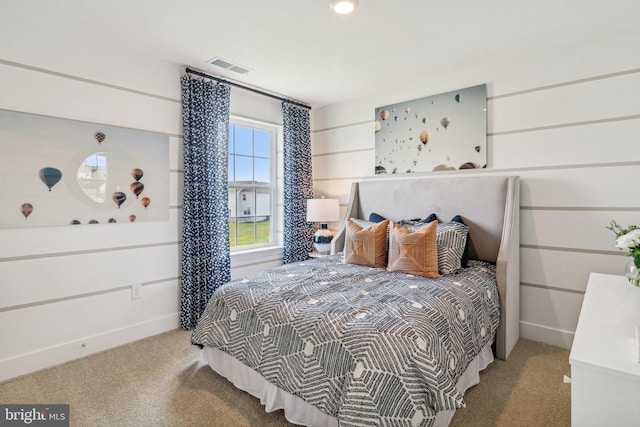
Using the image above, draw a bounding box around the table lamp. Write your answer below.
[306,198,340,254]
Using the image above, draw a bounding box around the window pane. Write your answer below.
[228,156,234,181]
[236,189,256,245]
[228,188,237,247]
[229,220,237,247]
[254,158,270,183]
[256,192,271,217]
[256,216,270,244]
[234,156,253,181]
[254,130,271,158]
[228,124,235,154]
[235,126,253,156]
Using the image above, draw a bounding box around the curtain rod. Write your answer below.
[185,67,311,110]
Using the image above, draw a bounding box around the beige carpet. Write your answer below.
[0,329,571,426]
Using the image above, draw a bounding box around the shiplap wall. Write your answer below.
[311,31,640,349]
[0,33,285,381]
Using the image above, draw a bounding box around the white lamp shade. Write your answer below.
[306,198,340,223]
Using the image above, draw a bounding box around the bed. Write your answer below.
[191,174,520,426]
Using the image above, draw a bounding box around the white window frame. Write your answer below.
[228,116,279,252]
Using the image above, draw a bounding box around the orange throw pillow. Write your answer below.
[344,219,389,268]
[387,221,441,278]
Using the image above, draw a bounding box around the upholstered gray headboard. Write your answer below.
[330,174,520,360]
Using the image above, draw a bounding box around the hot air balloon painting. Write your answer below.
[0,109,171,227]
[459,162,481,169]
[112,191,127,208]
[129,214,137,222]
[20,203,33,219]
[130,182,144,199]
[374,84,486,175]
[131,168,144,182]
[39,167,62,191]
[419,131,429,145]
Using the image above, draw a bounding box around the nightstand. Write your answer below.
[569,272,640,426]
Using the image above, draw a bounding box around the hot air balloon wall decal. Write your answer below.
[20,203,33,220]
[131,168,143,182]
[374,84,487,175]
[39,167,62,191]
[130,181,144,199]
[112,191,127,208]
[130,168,144,200]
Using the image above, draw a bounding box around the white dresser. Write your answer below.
[569,273,640,427]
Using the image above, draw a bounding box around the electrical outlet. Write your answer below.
[131,283,142,300]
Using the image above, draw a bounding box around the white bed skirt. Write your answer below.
[202,341,494,427]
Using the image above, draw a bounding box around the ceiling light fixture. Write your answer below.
[329,0,359,15]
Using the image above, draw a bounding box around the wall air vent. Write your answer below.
[207,57,252,75]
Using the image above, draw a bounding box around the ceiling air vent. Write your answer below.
[207,57,252,75]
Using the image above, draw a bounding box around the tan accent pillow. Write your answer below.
[344,219,389,268]
[387,221,441,278]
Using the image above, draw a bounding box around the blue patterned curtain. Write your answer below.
[180,76,231,329]
[282,102,314,263]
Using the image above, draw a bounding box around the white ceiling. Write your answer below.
[4,0,640,107]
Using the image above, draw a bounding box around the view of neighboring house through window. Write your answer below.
[228,120,275,249]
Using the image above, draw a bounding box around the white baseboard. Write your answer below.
[0,313,179,382]
[520,320,575,349]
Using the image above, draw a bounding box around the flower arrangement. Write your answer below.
[607,220,640,285]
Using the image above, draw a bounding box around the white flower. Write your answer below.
[615,229,640,251]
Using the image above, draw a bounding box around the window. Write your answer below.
[228,120,277,249]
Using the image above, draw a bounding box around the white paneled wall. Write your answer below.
[0,36,285,381]
[0,45,183,381]
[0,42,181,380]
[311,32,640,349]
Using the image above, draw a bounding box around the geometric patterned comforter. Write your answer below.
[191,255,499,427]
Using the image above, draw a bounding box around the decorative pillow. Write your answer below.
[450,215,470,267]
[401,220,469,274]
[350,218,375,228]
[423,213,438,223]
[352,217,391,247]
[369,212,387,223]
[344,219,389,268]
[397,219,422,227]
[435,221,469,274]
[387,221,440,278]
